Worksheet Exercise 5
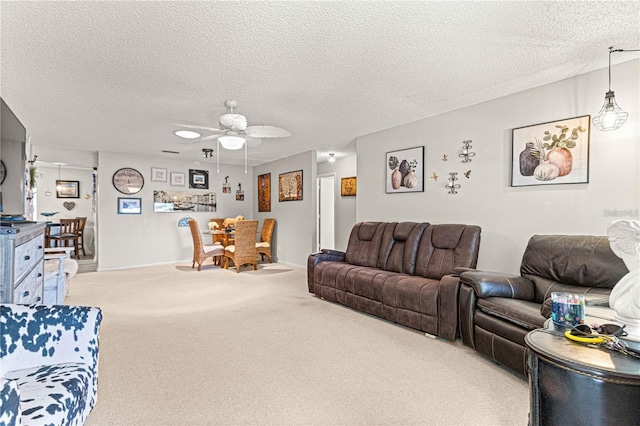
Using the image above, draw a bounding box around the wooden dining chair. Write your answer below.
[223,220,258,273]
[256,218,276,262]
[48,218,81,259]
[188,219,224,271]
[76,217,87,256]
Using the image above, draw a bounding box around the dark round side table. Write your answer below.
[526,311,640,425]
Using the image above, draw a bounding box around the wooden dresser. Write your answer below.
[0,222,46,303]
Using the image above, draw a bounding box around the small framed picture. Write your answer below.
[118,197,142,214]
[151,167,167,182]
[56,180,80,198]
[222,183,231,193]
[189,169,209,189]
[236,190,244,201]
[171,172,185,186]
[341,177,357,196]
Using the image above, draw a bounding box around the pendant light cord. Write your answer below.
[608,46,639,91]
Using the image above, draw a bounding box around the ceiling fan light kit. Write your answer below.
[218,134,246,150]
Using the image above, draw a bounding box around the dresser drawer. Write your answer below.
[14,234,45,283]
[13,260,44,304]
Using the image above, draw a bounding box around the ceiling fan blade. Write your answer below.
[174,123,223,132]
[245,125,291,138]
[246,136,263,148]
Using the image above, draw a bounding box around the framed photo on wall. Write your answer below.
[170,172,185,186]
[258,173,271,211]
[385,146,424,193]
[511,115,590,187]
[279,170,303,201]
[118,197,141,214]
[56,180,79,198]
[189,169,209,189]
[151,167,167,182]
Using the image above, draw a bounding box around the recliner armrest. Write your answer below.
[0,378,21,425]
[460,270,534,301]
[307,249,346,293]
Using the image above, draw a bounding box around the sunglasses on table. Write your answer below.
[565,323,640,359]
[570,323,628,338]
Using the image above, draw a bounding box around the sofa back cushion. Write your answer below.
[415,224,481,279]
[521,235,629,303]
[344,222,386,267]
[377,222,428,274]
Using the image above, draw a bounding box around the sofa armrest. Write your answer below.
[307,249,346,293]
[460,271,534,301]
[439,274,464,341]
[0,304,102,374]
[0,378,21,425]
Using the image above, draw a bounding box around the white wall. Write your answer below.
[317,154,357,252]
[253,150,317,266]
[97,151,253,270]
[356,59,639,274]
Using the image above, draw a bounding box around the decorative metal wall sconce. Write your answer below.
[28,155,38,165]
[202,148,214,158]
[446,172,461,194]
[459,140,475,163]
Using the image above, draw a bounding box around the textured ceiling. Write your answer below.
[1,1,639,167]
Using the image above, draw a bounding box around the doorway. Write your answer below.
[317,174,335,251]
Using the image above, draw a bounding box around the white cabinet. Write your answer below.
[1,222,46,303]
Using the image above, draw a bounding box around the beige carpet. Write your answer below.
[66,261,529,425]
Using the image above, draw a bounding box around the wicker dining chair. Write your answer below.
[256,218,276,262]
[188,219,224,271]
[48,218,81,259]
[223,220,258,273]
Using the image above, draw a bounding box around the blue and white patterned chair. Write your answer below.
[0,304,103,426]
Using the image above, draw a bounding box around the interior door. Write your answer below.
[317,174,335,251]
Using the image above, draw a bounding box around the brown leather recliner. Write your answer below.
[458,235,629,377]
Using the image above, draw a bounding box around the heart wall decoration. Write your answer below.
[63,201,76,211]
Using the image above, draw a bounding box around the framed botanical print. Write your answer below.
[511,115,590,187]
[386,146,424,193]
[279,170,303,201]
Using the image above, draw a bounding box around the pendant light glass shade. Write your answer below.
[218,135,245,150]
[592,90,628,131]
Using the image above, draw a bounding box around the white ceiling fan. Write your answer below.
[175,99,291,150]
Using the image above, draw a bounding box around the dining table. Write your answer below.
[203,229,235,246]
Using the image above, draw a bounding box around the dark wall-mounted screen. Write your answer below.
[1,98,27,216]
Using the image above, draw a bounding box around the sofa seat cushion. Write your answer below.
[5,362,94,426]
[477,297,546,331]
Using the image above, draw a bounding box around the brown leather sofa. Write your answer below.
[458,235,629,377]
[307,221,481,341]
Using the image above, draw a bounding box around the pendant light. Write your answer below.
[593,46,640,131]
[55,164,62,192]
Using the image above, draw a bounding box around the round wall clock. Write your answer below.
[112,167,144,194]
[0,160,6,185]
